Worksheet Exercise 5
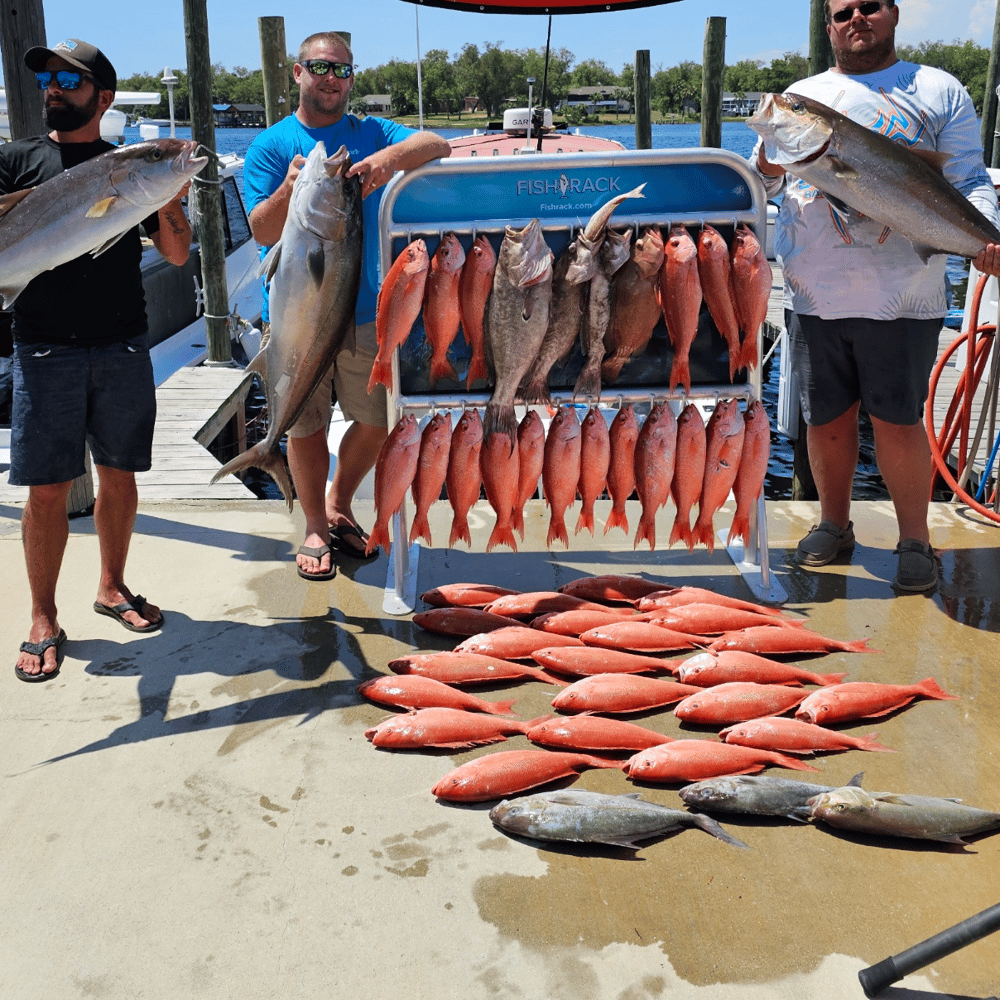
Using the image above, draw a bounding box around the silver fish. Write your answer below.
[575,228,631,401]
[212,142,362,508]
[521,234,598,405]
[748,91,1000,262]
[483,219,553,442]
[489,788,749,850]
[807,786,1000,845]
[0,138,208,308]
[679,772,864,822]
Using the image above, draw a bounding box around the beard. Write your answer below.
[44,89,101,133]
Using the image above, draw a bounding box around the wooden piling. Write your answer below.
[701,18,724,149]
[634,50,651,150]
[809,0,834,77]
[983,1,1000,166]
[259,17,290,127]
[183,0,232,364]
[0,0,46,140]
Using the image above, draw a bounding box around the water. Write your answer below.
[146,119,953,504]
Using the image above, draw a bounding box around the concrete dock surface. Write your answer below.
[2,496,998,1000]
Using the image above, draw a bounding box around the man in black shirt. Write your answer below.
[1,39,192,681]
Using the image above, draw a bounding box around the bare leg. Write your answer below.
[93,465,161,629]
[325,421,388,554]
[806,402,861,530]
[286,428,335,577]
[16,481,73,677]
[870,416,932,544]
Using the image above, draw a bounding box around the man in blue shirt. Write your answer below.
[243,31,449,579]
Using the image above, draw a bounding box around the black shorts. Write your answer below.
[787,312,941,427]
[9,337,156,486]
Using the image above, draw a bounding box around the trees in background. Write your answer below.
[115,38,997,122]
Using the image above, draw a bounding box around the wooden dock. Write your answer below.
[0,364,255,506]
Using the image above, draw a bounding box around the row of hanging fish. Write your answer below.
[367,194,771,411]
[364,396,770,559]
[355,572,996,847]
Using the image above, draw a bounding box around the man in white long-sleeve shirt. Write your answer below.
[751,0,1000,592]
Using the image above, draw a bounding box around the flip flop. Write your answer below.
[296,542,337,581]
[16,629,67,683]
[330,523,379,562]
[93,595,164,633]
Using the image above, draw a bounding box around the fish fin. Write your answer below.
[306,246,325,287]
[211,443,294,512]
[574,506,595,536]
[847,772,865,787]
[0,187,33,218]
[775,753,820,772]
[823,192,853,229]
[785,807,813,823]
[429,356,458,388]
[726,514,749,550]
[601,354,626,383]
[633,517,656,551]
[668,358,691,395]
[690,813,752,849]
[466,353,490,389]
[408,513,431,546]
[817,672,848,685]
[692,516,716,554]
[486,522,518,554]
[258,241,282,280]
[604,506,630,536]
[486,699,517,716]
[483,403,517,444]
[448,515,471,549]
[858,732,896,753]
[85,195,118,218]
[546,515,569,549]
[522,375,552,407]
[910,241,944,264]
[89,230,129,258]
[0,284,29,309]
[909,147,952,173]
[366,520,390,558]
[367,357,393,395]
[917,677,959,700]
[572,361,601,402]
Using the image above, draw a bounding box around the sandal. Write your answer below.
[296,541,336,581]
[93,595,163,633]
[16,629,67,682]
[330,523,379,562]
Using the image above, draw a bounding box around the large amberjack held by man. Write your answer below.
[212,142,363,508]
[0,138,208,308]
[748,91,1000,261]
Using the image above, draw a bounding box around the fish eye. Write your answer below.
[791,101,804,112]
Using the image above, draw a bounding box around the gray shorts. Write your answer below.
[259,320,388,438]
[9,337,156,486]
[787,312,941,427]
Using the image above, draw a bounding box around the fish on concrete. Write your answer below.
[748,91,1000,263]
[796,677,958,725]
[634,401,678,551]
[446,408,484,549]
[709,626,875,656]
[485,591,611,618]
[543,405,583,548]
[526,715,673,753]
[678,772,864,821]
[368,237,429,395]
[213,143,362,507]
[409,411,452,547]
[420,583,521,608]
[636,587,784,617]
[530,608,638,638]
[432,749,620,802]
[604,405,640,536]
[624,739,819,783]
[411,607,523,638]
[727,400,771,550]
[423,232,466,387]
[806,786,1000,845]
[366,414,422,557]
[647,602,802,635]
[366,708,550,749]
[0,138,208,308]
[720,716,894,755]
[455,626,585,661]
[672,682,811,726]
[696,224,741,382]
[459,234,496,389]
[660,224,703,393]
[551,673,702,714]
[558,573,667,604]
[531,645,678,678]
[576,407,611,536]
[489,789,749,850]
[602,225,664,383]
[676,650,846,687]
[483,219,553,442]
[580,620,700,653]
[669,403,707,552]
[357,674,515,715]
[389,650,566,687]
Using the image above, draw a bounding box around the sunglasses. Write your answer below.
[301,59,353,79]
[831,1,889,23]
[35,70,95,91]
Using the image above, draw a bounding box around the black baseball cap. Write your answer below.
[24,38,117,92]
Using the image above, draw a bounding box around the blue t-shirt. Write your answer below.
[243,113,415,325]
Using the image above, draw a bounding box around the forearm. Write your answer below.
[248,177,295,248]
[382,131,451,173]
[152,198,192,265]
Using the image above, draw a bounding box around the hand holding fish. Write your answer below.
[973,243,1000,278]
[347,150,394,199]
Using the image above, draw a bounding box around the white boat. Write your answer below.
[0,88,161,143]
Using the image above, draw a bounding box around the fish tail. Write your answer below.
[366,520,391,558]
[604,504,629,536]
[409,512,432,546]
[546,514,569,549]
[466,353,489,389]
[448,514,471,549]
[844,637,877,653]
[580,755,625,770]
[512,505,526,540]
[728,350,742,383]
[483,402,517,444]
[668,358,691,394]
[691,813,751,849]
[526,669,569,687]
[367,357,392,395]
[429,356,458,387]
[572,363,601,402]
[521,376,552,407]
[486,521,518,554]
[739,335,759,373]
[726,513,749,549]
[858,732,896,753]
[633,516,656,551]
[917,677,959,700]
[486,699,517,716]
[600,355,626,384]
[669,512,690,548]
[212,443,294,513]
[774,753,820,772]
[574,504,595,536]
[693,516,716,554]
[817,672,849,685]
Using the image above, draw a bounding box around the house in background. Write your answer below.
[361,94,392,114]
[562,85,632,115]
[721,92,763,116]
[212,103,266,127]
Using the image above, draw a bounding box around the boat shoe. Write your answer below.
[795,520,855,567]
[892,539,938,593]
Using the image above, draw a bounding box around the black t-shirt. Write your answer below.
[0,136,160,345]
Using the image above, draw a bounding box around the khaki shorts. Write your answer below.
[261,320,388,437]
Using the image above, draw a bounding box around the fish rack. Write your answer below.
[377,147,785,613]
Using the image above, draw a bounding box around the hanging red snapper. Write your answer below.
[669,402,707,552]
[423,232,465,387]
[514,409,546,539]
[693,398,745,553]
[730,223,769,373]
[480,428,520,553]
[728,400,771,550]
[634,401,678,551]
[409,411,452,546]
[660,223,703,393]
[697,224,742,381]
[446,408,483,548]
[459,234,496,389]
[576,407,611,536]
[366,414,422,557]
[543,405,582,548]
[605,404,640,536]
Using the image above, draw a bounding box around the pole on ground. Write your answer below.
[258,17,290,128]
[983,2,1000,166]
[701,18,724,149]
[183,0,231,364]
[634,50,651,150]
[0,0,45,140]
